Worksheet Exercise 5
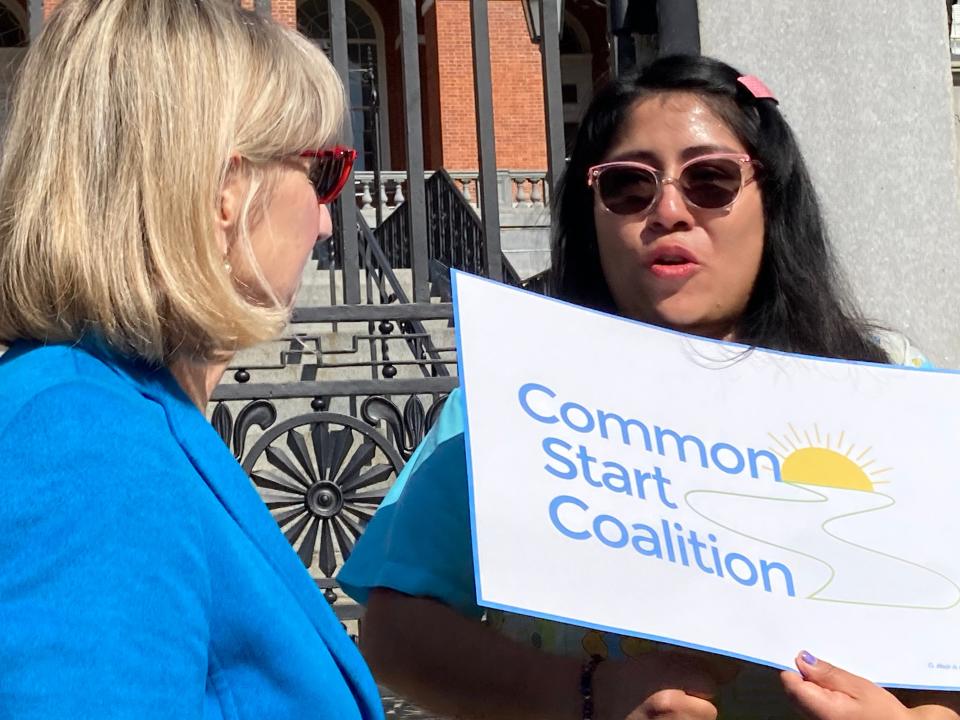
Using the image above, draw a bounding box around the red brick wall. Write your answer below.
[45,0,294,25]
[271,0,296,29]
[434,0,546,170]
[240,0,297,28]
[45,1,291,22]
[42,0,550,173]
[422,2,444,169]
[377,1,406,170]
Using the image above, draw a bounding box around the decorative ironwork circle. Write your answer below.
[306,481,344,518]
[241,412,404,578]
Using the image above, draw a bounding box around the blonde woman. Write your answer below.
[0,1,380,718]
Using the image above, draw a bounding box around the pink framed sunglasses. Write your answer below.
[300,146,357,204]
[587,153,760,216]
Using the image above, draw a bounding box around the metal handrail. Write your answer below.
[356,213,451,378]
[373,169,491,277]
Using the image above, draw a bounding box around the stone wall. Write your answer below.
[700,0,960,365]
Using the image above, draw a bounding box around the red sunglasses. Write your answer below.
[300,146,357,204]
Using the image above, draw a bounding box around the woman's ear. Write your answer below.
[216,155,246,256]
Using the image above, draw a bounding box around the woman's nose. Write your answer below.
[646,180,695,233]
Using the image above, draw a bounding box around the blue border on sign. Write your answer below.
[451,270,485,608]
[450,268,960,692]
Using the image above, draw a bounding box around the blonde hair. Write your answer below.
[0,0,345,362]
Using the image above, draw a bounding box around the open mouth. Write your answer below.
[653,254,695,266]
[648,247,700,277]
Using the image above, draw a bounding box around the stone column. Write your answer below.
[700,0,960,365]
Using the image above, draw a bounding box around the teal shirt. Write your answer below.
[339,387,479,618]
[338,337,934,719]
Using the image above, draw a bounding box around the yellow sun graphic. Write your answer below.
[767,424,892,493]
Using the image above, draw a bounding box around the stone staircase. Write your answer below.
[219,265,457,424]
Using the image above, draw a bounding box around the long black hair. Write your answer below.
[551,54,889,363]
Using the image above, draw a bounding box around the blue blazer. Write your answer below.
[0,340,383,720]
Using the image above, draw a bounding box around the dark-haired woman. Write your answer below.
[338,55,947,720]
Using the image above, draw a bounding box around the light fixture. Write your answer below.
[521,0,565,44]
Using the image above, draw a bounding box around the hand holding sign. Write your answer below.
[780,653,960,720]
[453,271,960,690]
[590,648,745,720]
[592,653,721,720]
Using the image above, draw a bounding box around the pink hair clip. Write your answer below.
[737,75,778,104]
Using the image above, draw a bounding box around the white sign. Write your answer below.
[452,270,960,690]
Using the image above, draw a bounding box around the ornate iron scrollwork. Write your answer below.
[241,413,404,579]
[211,399,278,460]
[361,394,448,460]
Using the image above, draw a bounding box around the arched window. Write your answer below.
[299,0,377,39]
[298,0,389,171]
[559,12,592,155]
[559,15,589,55]
[0,0,26,48]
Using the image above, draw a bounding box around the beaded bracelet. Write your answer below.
[580,654,604,720]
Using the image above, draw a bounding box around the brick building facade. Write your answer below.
[25,0,609,175]
[280,0,609,173]
[4,0,959,176]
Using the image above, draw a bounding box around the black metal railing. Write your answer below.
[375,169,488,276]
[206,6,573,690]
[502,259,551,296]
[358,214,450,378]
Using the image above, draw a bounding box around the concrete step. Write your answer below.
[230,323,455,371]
[231,330,456,396]
[297,267,419,307]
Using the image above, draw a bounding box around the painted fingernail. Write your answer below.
[800,651,817,666]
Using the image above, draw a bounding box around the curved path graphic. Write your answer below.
[685,484,960,610]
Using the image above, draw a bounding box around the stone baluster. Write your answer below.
[529,177,543,207]
[360,181,373,210]
[498,171,513,209]
[393,180,405,205]
[514,176,530,207]
[460,179,472,204]
[378,180,388,209]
